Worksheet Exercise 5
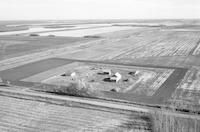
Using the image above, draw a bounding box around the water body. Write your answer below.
[0,24,112,36]
[0,27,68,36]
[39,26,137,37]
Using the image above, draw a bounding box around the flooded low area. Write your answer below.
[0,27,67,36]
[38,26,138,37]
[0,23,112,36]
[0,23,138,37]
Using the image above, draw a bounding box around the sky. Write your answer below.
[0,0,200,20]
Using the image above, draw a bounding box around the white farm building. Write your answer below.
[110,72,122,82]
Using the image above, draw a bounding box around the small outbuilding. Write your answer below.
[103,69,112,75]
[98,69,112,75]
[70,72,77,80]
[61,72,71,77]
[129,71,139,76]
[110,72,122,82]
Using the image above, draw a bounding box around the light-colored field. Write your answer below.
[134,69,174,96]
[169,66,200,111]
[177,66,200,91]
[153,111,200,132]
[114,30,200,59]
[53,28,200,63]
[0,95,150,132]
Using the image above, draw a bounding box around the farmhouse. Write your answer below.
[110,72,122,82]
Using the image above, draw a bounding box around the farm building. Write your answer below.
[129,71,139,76]
[110,72,122,82]
[71,72,77,80]
[61,72,71,77]
[103,69,112,75]
[98,69,112,75]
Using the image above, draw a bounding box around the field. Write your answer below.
[0,95,152,132]
[0,20,200,131]
[167,66,200,112]
[177,67,200,91]
[0,25,29,32]
[0,36,95,60]
[152,111,200,132]
[114,30,200,59]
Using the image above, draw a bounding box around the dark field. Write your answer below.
[0,58,72,81]
[0,36,95,60]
